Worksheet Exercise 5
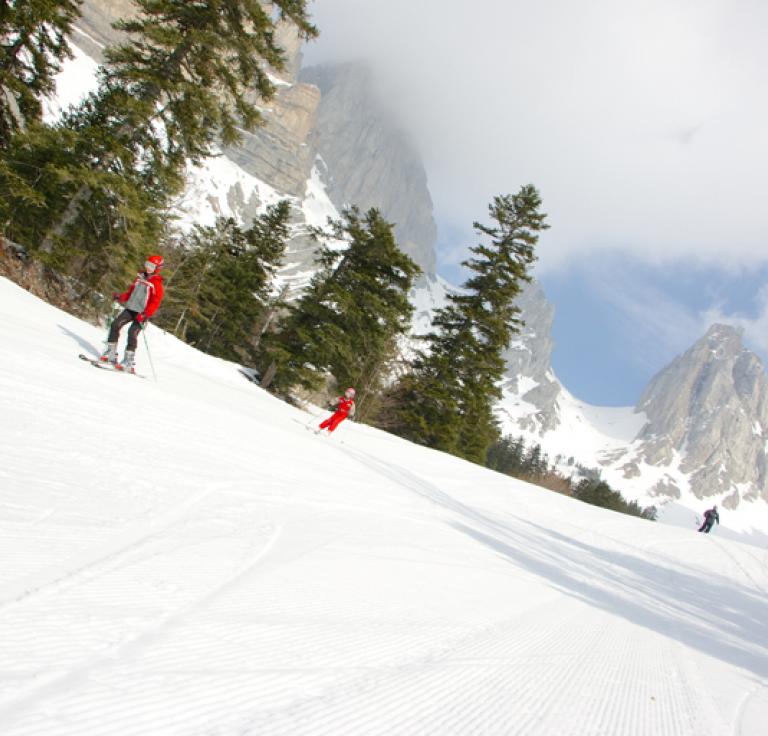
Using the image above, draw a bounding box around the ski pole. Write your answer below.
[142,324,158,382]
[305,416,319,430]
[103,301,120,352]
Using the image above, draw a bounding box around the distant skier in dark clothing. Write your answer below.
[100,255,164,373]
[698,505,720,533]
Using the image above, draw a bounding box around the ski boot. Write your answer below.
[100,342,118,365]
[117,350,136,374]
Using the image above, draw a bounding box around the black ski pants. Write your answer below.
[698,520,714,533]
[108,309,143,351]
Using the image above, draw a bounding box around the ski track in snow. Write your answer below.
[1,276,767,735]
[735,682,768,736]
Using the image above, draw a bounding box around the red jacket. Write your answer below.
[334,396,355,416]
[118,271,164,317]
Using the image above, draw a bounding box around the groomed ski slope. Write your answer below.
[1,277,767,736]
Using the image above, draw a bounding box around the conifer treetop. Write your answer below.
[0,0,82,146]
[389,184,548,463]
[104,0,318,151]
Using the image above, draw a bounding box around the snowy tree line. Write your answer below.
[487,435,657,520]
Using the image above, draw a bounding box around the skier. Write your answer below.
[100,255,164,373]
[698,505,720,533]
[317,387,356,434]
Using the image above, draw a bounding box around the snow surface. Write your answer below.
[501,383,648,461]
[172,154,286,232]
[301,158,344,233]
[42,43,100,122]
[409,274,456,336]
[2,276,768,735]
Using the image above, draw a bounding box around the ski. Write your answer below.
[306,426,344,444]
[78,353,145,379]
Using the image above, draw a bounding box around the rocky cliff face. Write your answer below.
[501,282,561,432]
[75,3,440,282]
[498,310,768,513]
[634,324,768,507]
[77,0,321,199]
[72,0,134,54]
[299,64,438,275]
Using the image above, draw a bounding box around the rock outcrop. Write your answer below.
[223,83,320,199]
[300,64,438,275]
[77,0,321,198]
[72,0,135,53]
[635,324,768,506]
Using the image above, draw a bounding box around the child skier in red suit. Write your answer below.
[100,255,164,373]
[317,388,356,434]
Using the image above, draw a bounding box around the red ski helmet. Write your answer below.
[144,254,163,272]
[345,387,356,398]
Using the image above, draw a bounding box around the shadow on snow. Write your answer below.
[342,444,768,681]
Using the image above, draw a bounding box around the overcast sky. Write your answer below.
[304,0,768,404]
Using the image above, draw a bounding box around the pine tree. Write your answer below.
[389,185,548,463]
[263,207,420,416]
[524,443,548,478]
[0,0,81,147]
[0,101,176,284]
[104,0,316,158]
[35,0,317,253]
[157,201,291,363]
[486,435,526,475]
[572,478,656,519]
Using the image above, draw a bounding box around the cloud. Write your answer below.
[567,254,768,377]
[703,287,768,361]
[304,0,768,273]
[582,261,707,372]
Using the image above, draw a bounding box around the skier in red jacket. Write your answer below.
[317,388,356,434]
[100,255,164,373]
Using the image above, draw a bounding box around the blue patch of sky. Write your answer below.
[540,256,768,406]
[436,241,768,408]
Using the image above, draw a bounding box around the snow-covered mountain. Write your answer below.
[635,325,768,505]
[300,63,438,275]
[2,276,767,735]
[497,326,768,544]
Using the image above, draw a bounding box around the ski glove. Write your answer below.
[135,312,146,323]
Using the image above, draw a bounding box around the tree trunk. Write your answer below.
[252,285,288,349]
[174,307,187,337]
[1,84,24,130]
[39,180,94,252]
[260,360,277,390]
